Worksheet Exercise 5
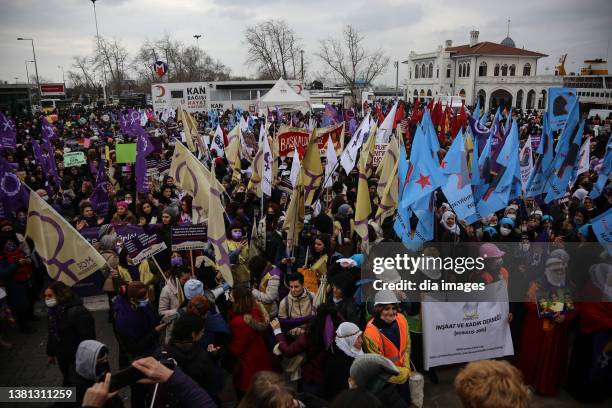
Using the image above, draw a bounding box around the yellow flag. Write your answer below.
[376,134,399,198]
[361,123,378,178]
[247,145,264,197]
[207,184,234,287]
[354,156,372,242]
[177,106,197,152]
[25,193,106,286]
[169,141,210,222]
[225,125,241,180]
[283,184,305,251]
[298,128,323,205]
[375,159,399,225]
[464,131,474,170]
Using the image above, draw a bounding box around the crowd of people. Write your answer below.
[0,98,611,408]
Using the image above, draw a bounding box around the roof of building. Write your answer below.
[500,36,516,48]
[445,41,547,57]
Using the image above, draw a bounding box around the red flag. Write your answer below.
[459,101,467,131]
[437,109,447,146]
[393,101,405,129]
[410,99,421,125]
[432,100,443,128]
[450,106,460,141]
[427,97,434,112]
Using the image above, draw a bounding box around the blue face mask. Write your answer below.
[171,257,183,267]
[138,299,149,307]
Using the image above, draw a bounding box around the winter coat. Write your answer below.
[323,344,355,399]
[274,331,327,387]
[227,302,272,391]
[46,298,96,365]
[113,296,159,360]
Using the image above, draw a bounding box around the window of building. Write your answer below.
[459,64,463,77]
[466,63,470,77]
[446,64,451,78]
[494,64,500,76]
[523,63,531,76]
[436,66,439,78]
[509,64,516,76]
[421,64,426,78]
[501,64,508,76]
[516,89,524,108]
[415,64,419,79]
[409,68,412,79]
[428,62,434,78]
[479,62,487,76]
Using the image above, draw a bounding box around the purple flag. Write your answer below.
[0,157,29,214]
[40,119,60,183]
[40,116,57,140]
[0,112,16,149]
[275,106,284,123]
[89,158,109,216]
[136,127,155,193]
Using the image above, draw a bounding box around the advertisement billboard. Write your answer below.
[151,82,207,113]
[40,83,65,97]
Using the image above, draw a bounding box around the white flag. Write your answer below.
[140,109,149,126]
[324,136,338,188]
[261,126,273,196]
[376,102,397,144]
[211,124,225,157]
[340,112,371,175]
[290,146,301,188]
[576,137,590,176]
[519,136,534,192]
[239,115,249,133]
[161,108,170,123]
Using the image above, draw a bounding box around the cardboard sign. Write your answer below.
[119,226,166,264]
[63,151,87,167]
[172,224,207,251]
[116,143,137,163]
[277,123,345,157]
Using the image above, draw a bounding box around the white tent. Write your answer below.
[259,78,310,113]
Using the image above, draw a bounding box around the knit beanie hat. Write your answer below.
[350,354,399,394]
[184,279,204,300]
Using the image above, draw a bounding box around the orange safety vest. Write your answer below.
[364,313,409,366]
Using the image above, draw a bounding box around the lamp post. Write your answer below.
[394,61,399,99]
[193,34,202,48]
[58,65,65,87]
[17,38,40,99]
[300,50,304,83]
[25,60,34,84]
[90,0,108,103]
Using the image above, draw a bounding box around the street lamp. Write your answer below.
[394,61,399,99]
[24,60,34,84]
[17,38,40,97]
[58,65,65,87]
[193,34,202,47]
[90,0,108,103]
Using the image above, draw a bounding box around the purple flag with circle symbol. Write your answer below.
[89,158,109,216]
[31,138,55,181]
[0,157,29,214]
[0,112,16,149]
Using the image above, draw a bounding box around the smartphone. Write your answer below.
[109,366,147,392]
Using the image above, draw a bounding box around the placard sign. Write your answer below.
[64,151,87,167]
[172,224,207,251]
[123,230,167,264]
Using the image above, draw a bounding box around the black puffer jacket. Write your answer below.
[46,297,96,363]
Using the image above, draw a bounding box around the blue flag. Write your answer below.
[476,120,520,216]
[442,130,478,222]
[590,137,612,199]
[590,209,612,255]
[525,114,554,197]
[544,120,585,203]
[547,87,578,131]
[399,125,445,210]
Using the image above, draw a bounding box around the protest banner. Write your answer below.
[116,143,137,163]
[172,224,207,251]
[372,143,389,168]
[116,225,166,264]
[79,226,101,246]
[277,123,344,157]
[63,151,87,167]
[421,280,514,369]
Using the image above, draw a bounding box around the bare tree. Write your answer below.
[244,19,303,79]
[92,37,130,96]
[68,56,98,90]
[317,25,390,97]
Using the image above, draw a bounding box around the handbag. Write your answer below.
[409,360,424,408]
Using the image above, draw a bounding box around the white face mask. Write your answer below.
[500,227,512,236]
[45,298,57,308]
[489,221,498,227]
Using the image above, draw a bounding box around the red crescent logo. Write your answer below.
[155,85,166,98]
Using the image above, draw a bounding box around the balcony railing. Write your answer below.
[475,75,563,85]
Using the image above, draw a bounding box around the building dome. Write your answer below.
[501,36,515,48]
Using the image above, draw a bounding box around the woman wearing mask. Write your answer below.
[226,286,271,396]
[44,281,95,386]
[98,234,120,323]
[469,243,509,284]
[227,221,250,285]
[517,251,577,395]
[159,259,191,344]
[324,321,364,399]
[498,217,520,242]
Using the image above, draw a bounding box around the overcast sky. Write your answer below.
[1,0,611,88]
